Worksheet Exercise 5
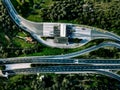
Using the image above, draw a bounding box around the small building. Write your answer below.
[43,23,67,37]
[60,24,66,37]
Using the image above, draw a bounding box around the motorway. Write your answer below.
[1,0,120,81]
[3,65,120,74]
[2,66,120,81]
[0,58,120,65]
[4,65,120,71]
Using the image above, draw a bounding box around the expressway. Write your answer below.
[3,65,120,73]
[0,58,120,65]
[1,0,120,81]
[4,64,120,71]
[2,66,120,81]
[0,56,120,81]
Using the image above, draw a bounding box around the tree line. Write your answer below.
[41,0,120,32]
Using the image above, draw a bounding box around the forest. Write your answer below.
[0,0,120,89]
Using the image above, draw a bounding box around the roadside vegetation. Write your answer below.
[0,0,120,89]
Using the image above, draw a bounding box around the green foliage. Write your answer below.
[0,0,120,89]
[0,0,46,58]
[41,0,120,33]
[0,65,5,70]
[0,74,119,90]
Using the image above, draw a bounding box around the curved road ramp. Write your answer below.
[0,0,120,82]
[2,0,120,48]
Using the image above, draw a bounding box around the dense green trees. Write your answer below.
[0,0,44,58]
[42,0,120,33]
[0,74,119,90]
[0,0,120,89]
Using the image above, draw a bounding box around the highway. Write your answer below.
[0,66,117,74]
[4,65,120,70]
[1,59,120,81]
[0,58,120,65]
[1,0,120,82]
[2,66,120,81]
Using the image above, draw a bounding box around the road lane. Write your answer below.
[2,66,120,81]
[0,58,120,65]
